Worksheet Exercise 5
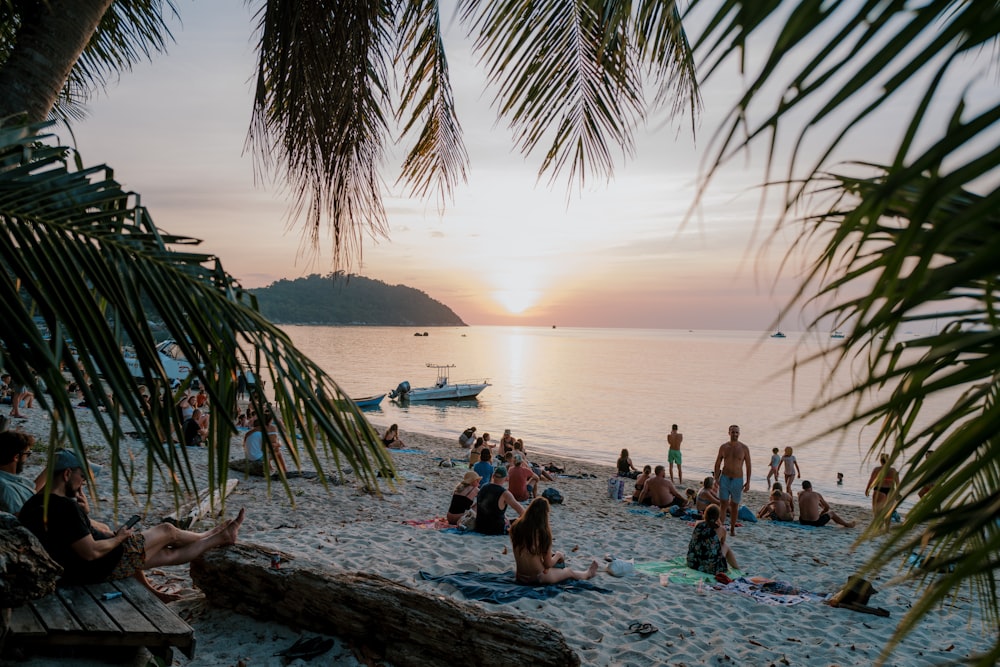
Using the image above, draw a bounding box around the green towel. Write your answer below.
[634,556,744,585]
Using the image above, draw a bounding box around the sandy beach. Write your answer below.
[4,408,993,666]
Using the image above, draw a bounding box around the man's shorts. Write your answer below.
[799,514,832,527]
[108,533,146,580]
[718,474,743,505]
[668,449,682,465]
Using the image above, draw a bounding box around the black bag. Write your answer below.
[541,487,564,504]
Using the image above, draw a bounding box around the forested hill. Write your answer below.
[251,273,466,326]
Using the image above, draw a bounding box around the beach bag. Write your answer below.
[737,505,758,523]
[458,509,477,531]
[607,559,635,577]
[607,477,625,500]
[542,488,564,504]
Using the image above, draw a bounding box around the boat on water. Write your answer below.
[770,331,787,339]
[352,393,385,409]
[389,364,490,401]
[123,339,194,385]
[830,330,845,339]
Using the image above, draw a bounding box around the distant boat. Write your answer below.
[830,330,845,339]
[352,393,385,409]
[389,364,490,401]
[770,331,787,339]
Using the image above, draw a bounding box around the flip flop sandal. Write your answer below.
[625,622,659,638]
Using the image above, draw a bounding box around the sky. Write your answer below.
[69,1,985,330]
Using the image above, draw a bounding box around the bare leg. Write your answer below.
[831,511,856,528]
[538,560,599,584]
[728,500,737,536]
[142,509,245,568]
[722,543,739,570]
[678,465,682,485]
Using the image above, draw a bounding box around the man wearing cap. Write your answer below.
[19,450,246,585]
[507,453,539,502]
[474,466,525,535]
[0,431,36,514]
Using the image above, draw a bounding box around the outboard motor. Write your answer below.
[389,381,411,399]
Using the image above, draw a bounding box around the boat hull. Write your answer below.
[352,393,386,409]
[395,383,489,401]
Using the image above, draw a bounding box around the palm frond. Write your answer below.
[246,0,395,268]
[0,119,394,514]
[395,0,469,206]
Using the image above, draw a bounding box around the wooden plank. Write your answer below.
[92,581,157,633]
[8,605,45,637]
[56,586,121,634]
[30,589,81,633]
[114,578,196,658]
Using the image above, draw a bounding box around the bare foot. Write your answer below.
[583,560,599,580]
[222,508,246,544]
[846,520,857,528]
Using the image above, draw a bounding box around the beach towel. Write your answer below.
[718,577,830,606]
[765,520,819,531]
[418,570,610,604]
[388,448,425,455]
[627,506,665,517]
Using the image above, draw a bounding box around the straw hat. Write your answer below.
[462,471,480,485]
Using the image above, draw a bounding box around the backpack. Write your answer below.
[542,487,564,504]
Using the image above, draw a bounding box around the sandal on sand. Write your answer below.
[625,622,659,638]
[275,636,334,660]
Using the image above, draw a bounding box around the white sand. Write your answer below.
[5,408,992,666]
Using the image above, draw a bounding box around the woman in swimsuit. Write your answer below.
[865,453,898,528]
[616,449,639,479]
[381,424,404,449]
[446,471,481,525]
[509,498,598,585]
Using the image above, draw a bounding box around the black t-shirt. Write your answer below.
[183,418,202,446]
[19,492,124,584]
[474,483,506,535]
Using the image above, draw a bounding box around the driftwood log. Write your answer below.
[0,512,62,652]
[191,543,580,667]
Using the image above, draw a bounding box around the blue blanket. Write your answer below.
[418,570,610,604]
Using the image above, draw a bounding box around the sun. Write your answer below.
[493,288,542,314]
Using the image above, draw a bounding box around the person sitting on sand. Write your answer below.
[459,426,477,448]
[771,482,795,516]
[472,448,494,488]
[183,408,207,447]
[632,465,653,502]
[243,410,287,474]
[686,504,739,574]
[500,429,515,454]
[757,489,794,521]
[508,454,539,502]
[446,471,481,525]
[19,450,246,586]
[638,465,686,509]
[616,448,639,479]
[696,476,722,513]
[474,467,525,535]
[798,480,855,527]
[509,497,599,585]
[381,424,404,449]
[513,439,554,482]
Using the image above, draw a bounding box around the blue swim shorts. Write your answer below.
[718,474,743,505]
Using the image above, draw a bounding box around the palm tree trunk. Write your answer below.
[0,0,113,122]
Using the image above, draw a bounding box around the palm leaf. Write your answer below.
[0,119,394,515]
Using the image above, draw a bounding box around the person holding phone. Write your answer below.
[19,450,246,586]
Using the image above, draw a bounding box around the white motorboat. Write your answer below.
[389,364,490,401]
[123,339,193,385]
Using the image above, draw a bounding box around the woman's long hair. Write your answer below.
[510,497,553,558]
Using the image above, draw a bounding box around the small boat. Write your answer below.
[389,364,490,401]
[770,331,787,339]
[830,330,845,339]
[352,393,386,409]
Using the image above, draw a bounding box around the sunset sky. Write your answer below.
[71,1,974,330]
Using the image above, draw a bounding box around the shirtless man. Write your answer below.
[713,424,751,535]
[798,480,855,527]
[667,424,683,484]
[638,465,686,508]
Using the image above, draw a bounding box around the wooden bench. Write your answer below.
[6,576,195,660]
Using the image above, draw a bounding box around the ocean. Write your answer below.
[283,325,941,509]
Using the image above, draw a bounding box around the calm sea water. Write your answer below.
[283,325,937,508]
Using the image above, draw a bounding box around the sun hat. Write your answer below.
[462,471,480,485]
[53,449,83,472]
